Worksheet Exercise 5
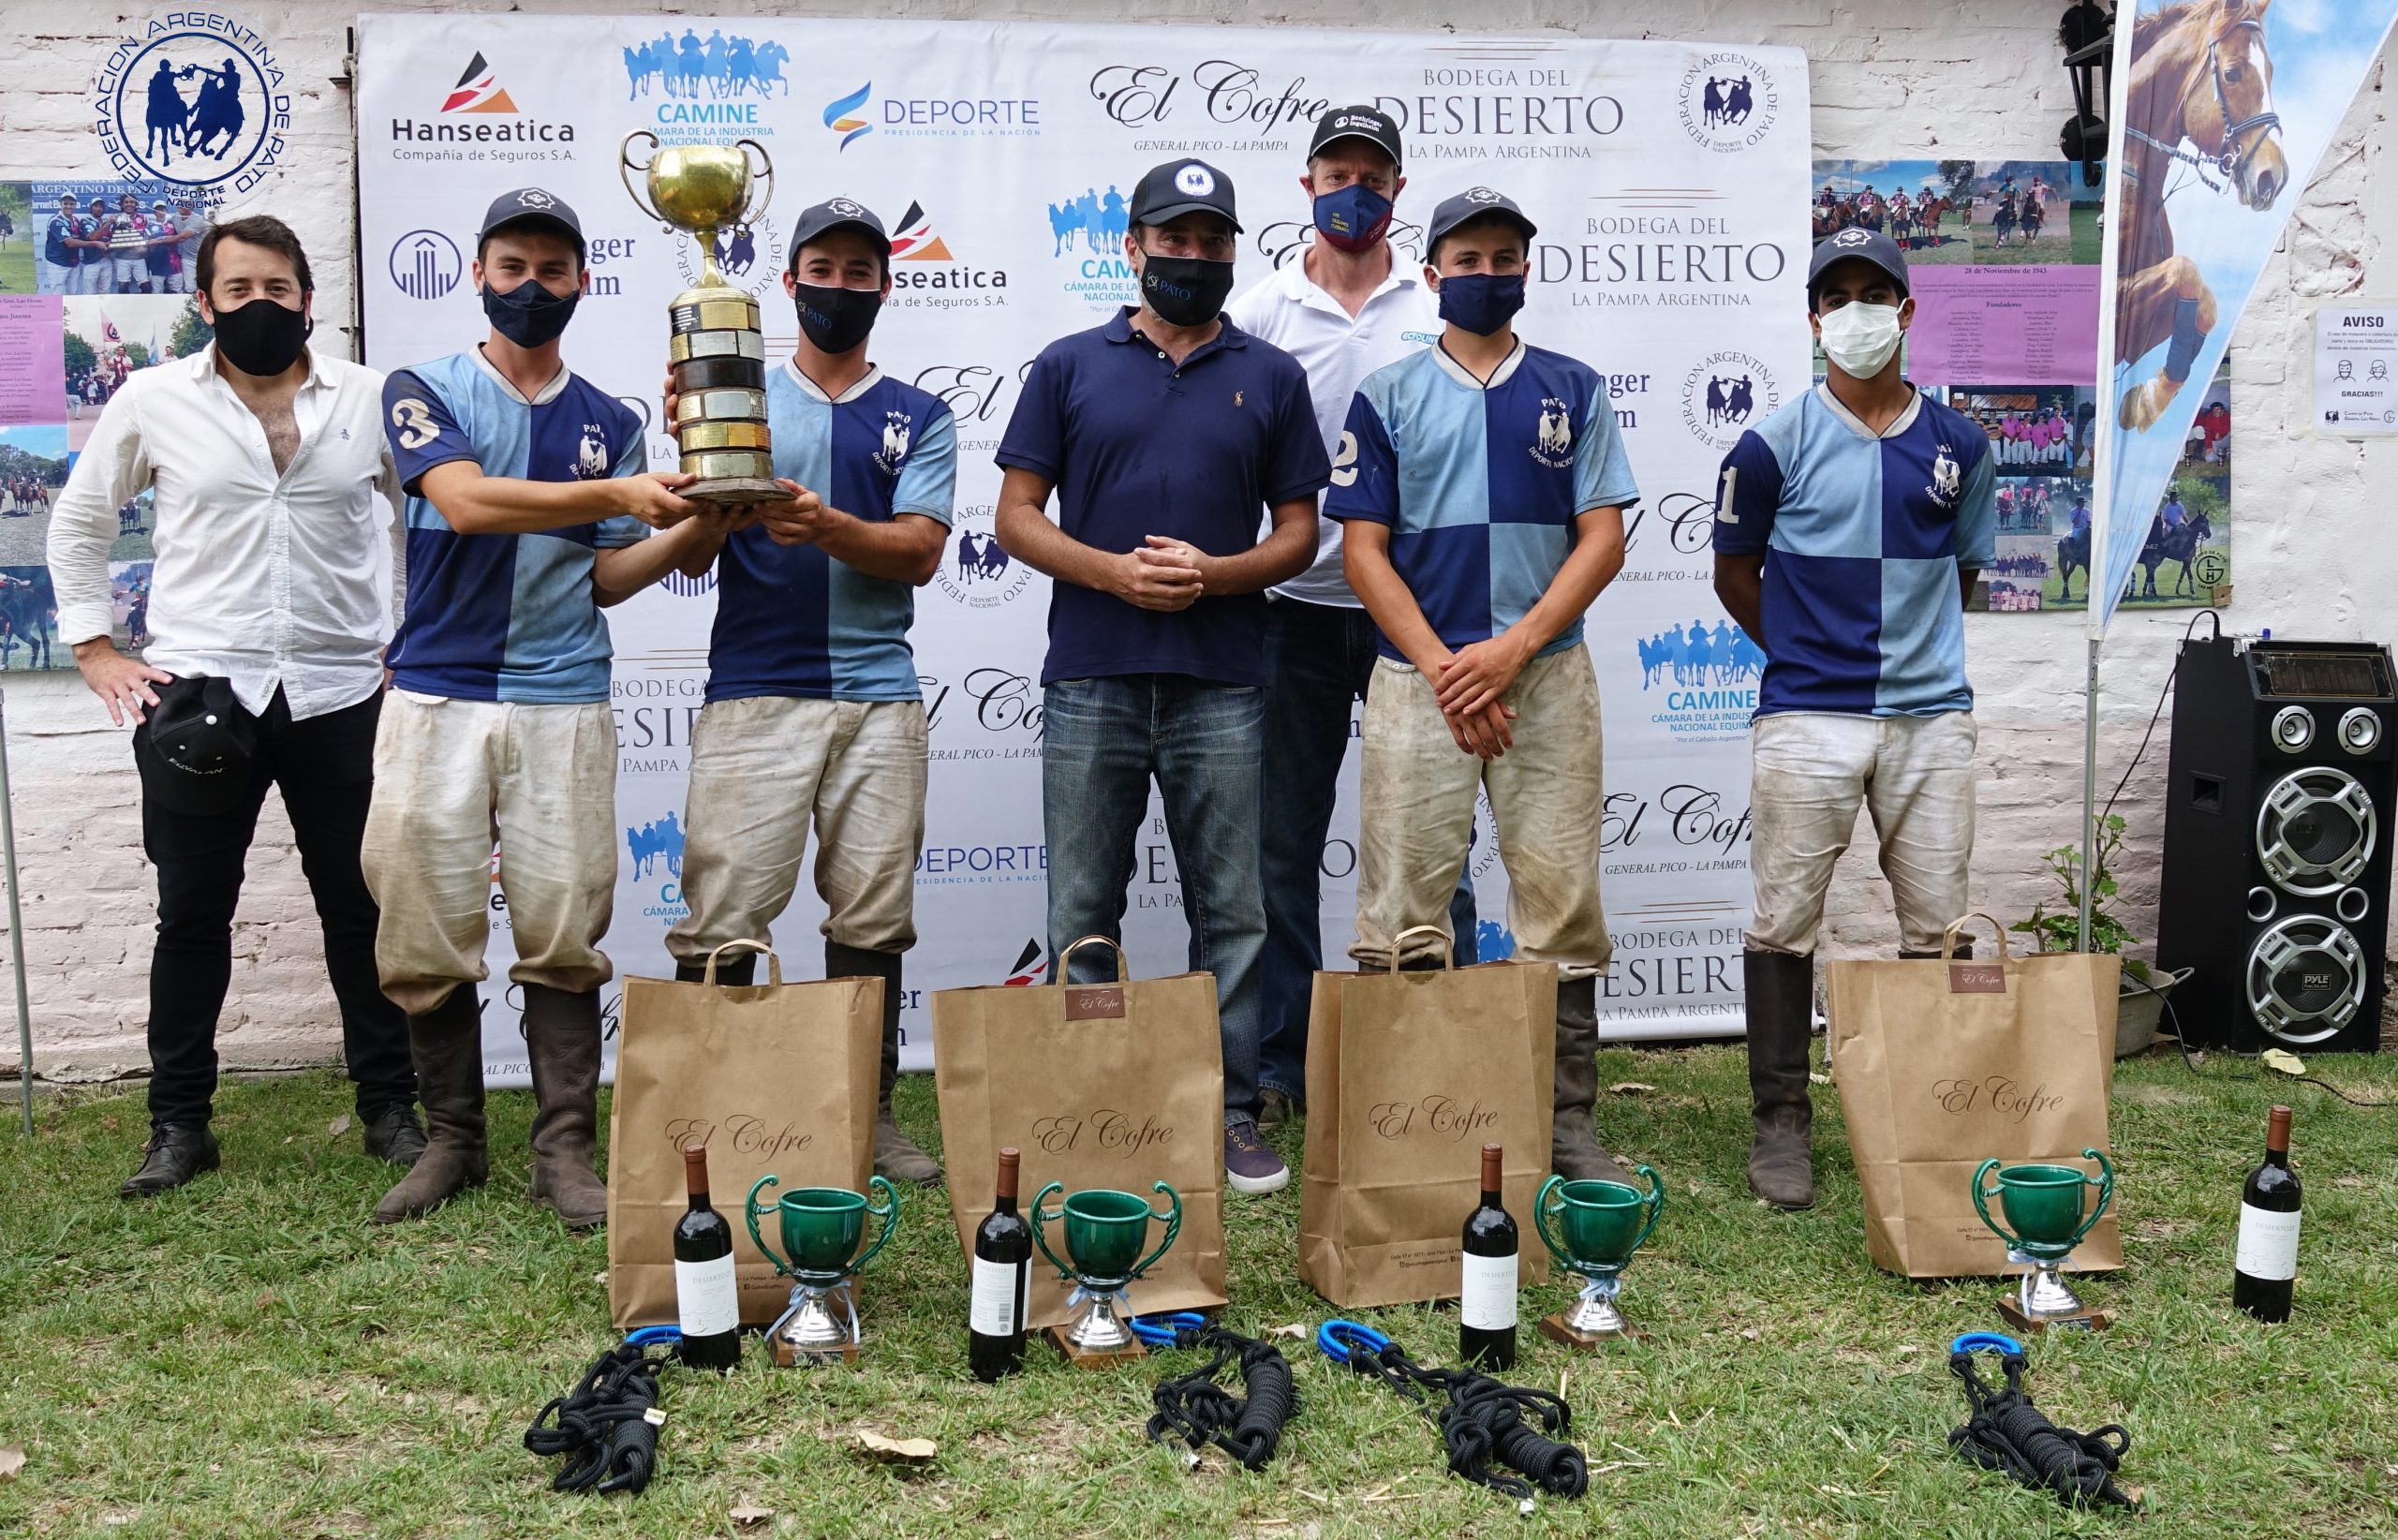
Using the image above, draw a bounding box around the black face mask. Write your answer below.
[211,297,312,377]
[481,277,579,348]
[1138,254,1235,328]
[792,280,882,355]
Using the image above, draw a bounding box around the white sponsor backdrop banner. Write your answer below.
[354,16,1809,1082]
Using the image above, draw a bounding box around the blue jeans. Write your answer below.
[1043,674,1266,1128]
[1257,598,1476,1105]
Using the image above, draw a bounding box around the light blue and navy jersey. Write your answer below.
[1711,385,1995,718]
[381,349,648,704]
[1326,339,1639,661]
[705,362,957,703]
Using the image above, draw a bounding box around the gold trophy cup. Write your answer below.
[620,130,792,505]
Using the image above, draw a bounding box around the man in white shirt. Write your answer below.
[1223,107,1480,1131]
[48,215,423,1198]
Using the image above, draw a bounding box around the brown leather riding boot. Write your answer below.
[1744,949,1816,1210]
[373,987,488,1224]
[828,941,942,1186]
[1549,975,1621,1179]
[522,984,609,1229]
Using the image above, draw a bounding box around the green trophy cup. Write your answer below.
[746,1173,899,1365]
[1532,1167,1665,1347]
[1029,1180,1181,1364]
[1972,1149,2115,1332]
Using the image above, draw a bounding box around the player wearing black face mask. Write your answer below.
[658,197,953,1189]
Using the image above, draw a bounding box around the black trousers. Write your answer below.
[135,687,414,1129]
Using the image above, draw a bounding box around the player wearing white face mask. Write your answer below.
[1710,229,1997,1211]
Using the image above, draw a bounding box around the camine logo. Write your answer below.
[628,810,688,925]
[441,52,516,113]
[388,229,462,301]
[1636,618,1760,741]
[1044,185,1135,311]
[824,82,873,151]
[1678,51,1781,153]
[393,52,574,145]
[889,201,1012,304]
[1679,351,1781,452]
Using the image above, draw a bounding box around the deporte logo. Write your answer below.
[828,82,1041,148]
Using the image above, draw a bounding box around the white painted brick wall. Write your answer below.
[2,2,2390,1079]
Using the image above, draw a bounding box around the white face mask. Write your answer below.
[1816,301,1904,378]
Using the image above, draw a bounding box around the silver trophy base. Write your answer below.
[1045,1281,1146,1366]
[1996,1251,2110,1333]
[1540,1268,1633,1349]
[768,1278,861,1366]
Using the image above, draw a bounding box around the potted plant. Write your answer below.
[2012,814,2190,1058]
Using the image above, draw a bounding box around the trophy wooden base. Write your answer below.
[770,1337,863,1368]
[1996,1299,2111,1334]
[687,475,793,507]
[1538,1312,1634,1350]
[1044,1325,1147,1369]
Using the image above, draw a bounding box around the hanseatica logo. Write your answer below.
[388,229,461,300]
[824,81,873,151]
[392,52,574,147]
[1637,618,1760,741]
[441,52,516,114]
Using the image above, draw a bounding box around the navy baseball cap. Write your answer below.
[1310,105,1403,169]
[785,197,891,267]
[1425,185,1537,255]
[1129,159,1242,233]
[1806,226,1909,306]
[477,187,585,258]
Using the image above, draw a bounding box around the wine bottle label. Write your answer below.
[1459,1250,1518,1330]
[674,1254,741,1339]
[2235,1203,2301,1281]
[970,1255,1025,1336]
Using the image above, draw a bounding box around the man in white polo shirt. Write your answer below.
[1226,106,1478,1132]
[48,215,423,1197]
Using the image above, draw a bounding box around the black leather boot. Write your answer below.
[1744,949,1817,1209]
[827,940,941,1185]
[1549,976,1621,1178]
[120,1122,220,1198]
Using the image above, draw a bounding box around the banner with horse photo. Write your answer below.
[2095,0,2398,633]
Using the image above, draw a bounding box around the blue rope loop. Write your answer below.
[1948,1331,2021,1359]
[1316,1319,1389,1366]
[624,1325,684,1350]
[1131,1310,1209,1349]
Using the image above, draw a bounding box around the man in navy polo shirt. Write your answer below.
[663,197,955,1188]
[1712,228,1996,1210]
[996,158,1330,1196]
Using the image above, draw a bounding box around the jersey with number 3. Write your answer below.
[381,349,648,703]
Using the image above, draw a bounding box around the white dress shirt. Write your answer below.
[48,344,404,720]
[1227,250,1443,607]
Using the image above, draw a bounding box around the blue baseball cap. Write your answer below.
[1806,226,1908,306]
[478,186,585,259]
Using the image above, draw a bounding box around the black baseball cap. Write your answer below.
[785,197,891,268]
[1806,226,1909,306]
[141,677,258,816]
[1425,186,1537,255]
[477,187,585,259]
[1128,159,1242,233]
[1309,105,1402,169]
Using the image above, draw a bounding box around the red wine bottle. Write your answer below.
[970,1147,1032,1382]
[2233,1104,2302,1323]
[1459,1142,1518,1371]
[674,1143,741,1370]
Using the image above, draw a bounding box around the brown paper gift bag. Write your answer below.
[1298,926,1557,1308]
[1827,913,2124,1280]
[931,937,1227,1328]
[607,941,880,1328]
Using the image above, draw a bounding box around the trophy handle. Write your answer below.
[1628,1162,1666,1255]
[735,138,776,226]
[846,1174,900,1277]
[1532,1174,1569,1266]
[745,1172,792,1277]
[619,130,668,228]
[1029,1180,1073,1279]
[1970,1159,2020,1252]
[1130,1181,1183,1280]
[2069,1148,2116,1248]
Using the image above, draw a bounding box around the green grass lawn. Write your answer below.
[3,1043,2394,1537]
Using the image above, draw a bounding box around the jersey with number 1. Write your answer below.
[381,348,648,704]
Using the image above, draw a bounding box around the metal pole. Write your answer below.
[2079,638,2100,954]
[0,689,33,1134]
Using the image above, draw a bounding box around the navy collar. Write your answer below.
[1103,305,1250,355]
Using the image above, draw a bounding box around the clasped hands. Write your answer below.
[1428,632,1533,762]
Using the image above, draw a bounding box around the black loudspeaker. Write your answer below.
[2156,635,2391,1053]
